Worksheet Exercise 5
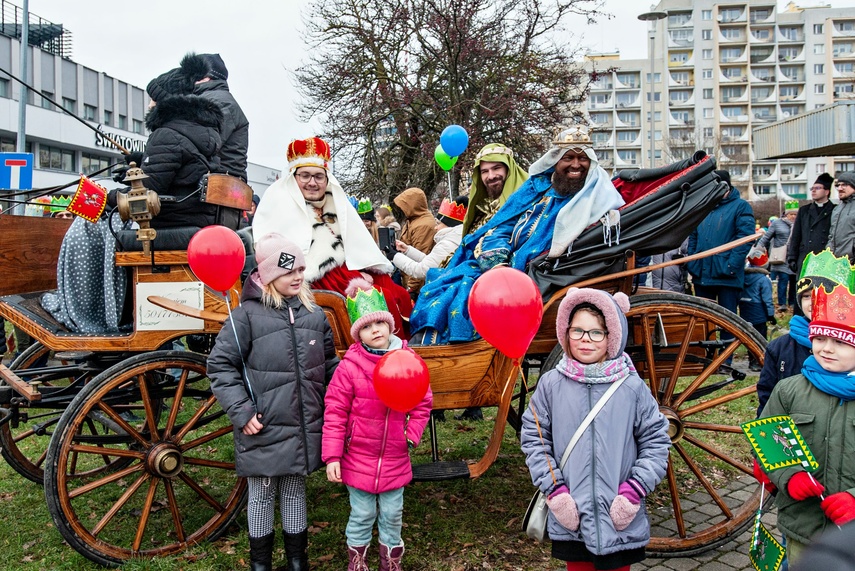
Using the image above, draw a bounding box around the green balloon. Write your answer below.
[434,145,458,171]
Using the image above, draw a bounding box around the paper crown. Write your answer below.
[784,200,800,213]
[797,249,855,296]
[438,198,467,223]
[553,125,592,150]
[287,137,331,172]
[357,198,373,215]
[810,285,855,346]
[67,176,107,223]
[49,195,72,213]
[346,280,388,324]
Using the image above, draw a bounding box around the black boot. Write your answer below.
[249,532,275,571]
[455,407,483,421]
[283,529,309,571]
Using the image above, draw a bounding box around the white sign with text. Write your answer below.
[136,282,205,331]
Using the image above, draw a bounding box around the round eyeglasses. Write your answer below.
[295,172,327,184]
[567,327,607,342]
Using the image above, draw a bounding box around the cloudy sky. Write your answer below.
[30,0,847,171]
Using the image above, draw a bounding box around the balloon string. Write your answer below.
[224,291,257,407]
[447,171,452,201]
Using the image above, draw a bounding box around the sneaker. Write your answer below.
[455,407,483,421]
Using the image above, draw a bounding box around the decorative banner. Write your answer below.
[67,176,108,222]
[749,522,784,571]
[741,415,819,473]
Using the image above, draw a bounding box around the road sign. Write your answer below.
[0,153,33,191]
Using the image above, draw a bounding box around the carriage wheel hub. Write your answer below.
[659,406,684,443]
[147,443,184,478]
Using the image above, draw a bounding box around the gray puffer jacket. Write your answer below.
[207,272,339,477]
[520,360,671,555]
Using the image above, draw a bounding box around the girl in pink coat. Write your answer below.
[322,278,432,571]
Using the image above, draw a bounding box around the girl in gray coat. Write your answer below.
[208,233,339,571]
[521,289,671,571]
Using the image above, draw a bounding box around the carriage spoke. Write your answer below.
[671,339,740,409]
[163,368,189,438]
[92,473,149,537]
[640,314,660,396]
[665,458,687,538]
[683,421,744,434]
[174,396,218,442]
[664,316,696,405]
[67,444,143,459]
[69,463,144,499]
[137,373,160,441]
[164,479,186,543]
[12,428,36,443]
[684,433,751,474]
[95,401,151,449]
[181,425,233,452]
[178,472,224,511]
[679,385,757,418]
[33,449,47,468]
[183,456,235,470]
[132,478,160,552]
[673,443,733,518]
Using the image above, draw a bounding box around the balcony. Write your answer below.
[587,100,613,110]
[749,9,774,25]
[778,31,805,43]
[832,23,855,37]
[753,113,777,123]
[750,50,775,64]
[833,47,855,59]
[749,30,774,44]
[719,10,747,24]
[778,51,804,63]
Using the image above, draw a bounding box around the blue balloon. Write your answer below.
[440,124,469,157]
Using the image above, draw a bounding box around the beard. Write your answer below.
[552,171,587,196]
[483,178,506,198]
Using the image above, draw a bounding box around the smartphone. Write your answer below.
[378,227,396,251]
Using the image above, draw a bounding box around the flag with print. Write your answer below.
[67,176,107,223]
[749,521,784,571]
[741,415,819,473]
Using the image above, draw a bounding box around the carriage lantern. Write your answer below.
[116,163,161,255]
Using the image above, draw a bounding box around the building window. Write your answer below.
[62,98,76,114]
[645,92,661,102]
[40,91,54,109]
[703,88,713,99]
[645,111,662,121]
[702,10,711,20]
[702,49,713,60]
[617,150,637,164]
[133,119,143,134]
[39,145,76,172]
[813,24,824,34]
[645,72,661,83]
[82,153,111,176]
[815,64,825,75]
[83,104,96,121]
[703,107,713,118]
[118,115,127,129]
[670,91,690,103]
[670,52,690,64]
[813,44,825,55]
[617,130,638,142]
[702,68,713,79]
[703,127,714,137]
[815,84,825,94]
[0,79,8,98]
[816,164,826,174]
[104,110,112,126]
[702,30,712,40]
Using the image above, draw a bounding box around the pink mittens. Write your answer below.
[610,480,645,531]
[547,485,580,531]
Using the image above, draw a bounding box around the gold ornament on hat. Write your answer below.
[553,125,593,151]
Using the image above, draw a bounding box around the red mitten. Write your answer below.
[787,471,825,501]
[821,492,855,526]
[753,459,776,493]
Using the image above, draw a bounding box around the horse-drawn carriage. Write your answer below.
[0,152,766,566]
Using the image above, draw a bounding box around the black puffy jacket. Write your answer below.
[207,272,339,477]
[141,94,223,228]
[195,79,249,181]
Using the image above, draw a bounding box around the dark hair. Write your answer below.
[568,302,606,329]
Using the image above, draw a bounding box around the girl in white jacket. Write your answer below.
[390,196,468,282]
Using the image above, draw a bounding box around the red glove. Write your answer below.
[787,471,825,501]
[821,492,855,526]
[753,459,776,493]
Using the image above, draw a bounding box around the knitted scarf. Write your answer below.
[557,352,637,385]
[802,355,855,403]
[788,315,812,349]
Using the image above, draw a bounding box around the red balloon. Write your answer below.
[187,226,246,293]
[373,350,430,413]
[468,267,543,360]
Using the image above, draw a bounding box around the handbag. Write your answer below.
[769,244,787,265]
[522,375,627,542]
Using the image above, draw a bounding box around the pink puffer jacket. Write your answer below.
[322,341,432,493]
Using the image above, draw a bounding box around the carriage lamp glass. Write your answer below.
[117,164,161,223]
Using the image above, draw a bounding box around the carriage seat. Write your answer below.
[115,227,201,252]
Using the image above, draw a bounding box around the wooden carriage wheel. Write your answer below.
[0,343,134,484]
[540,292,765,556]
[44,351,246,567]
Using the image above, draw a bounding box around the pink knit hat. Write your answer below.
[345,277,395,342]
[255,232,306,286]
[555,288,630,360]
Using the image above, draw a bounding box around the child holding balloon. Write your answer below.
[520,288,671,571]
[208,232,339,571]
[322,277,432,571]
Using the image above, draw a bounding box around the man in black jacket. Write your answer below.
[788,173,835,277]
[180,52,250,182]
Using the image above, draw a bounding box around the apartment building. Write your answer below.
[582,0,855,200]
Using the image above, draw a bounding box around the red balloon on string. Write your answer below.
[373,350,431,413]
[187,225,246,293]
[468,267,543,360]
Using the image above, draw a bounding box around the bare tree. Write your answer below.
[295,0,606,205]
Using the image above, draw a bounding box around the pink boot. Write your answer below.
[347,545,370,571]
[378,543,404,571]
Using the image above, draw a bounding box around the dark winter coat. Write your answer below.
[756,333,812,415]
[787,201,835,275]
[738,267,774,325]
[141,94,224,228]
[687,187,755,289]
[194,79,249,181]
[207,272,339,477]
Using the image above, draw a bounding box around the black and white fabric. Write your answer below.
[41,216,129,333]
[246,475,307,537]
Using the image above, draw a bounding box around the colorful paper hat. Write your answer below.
[797,249,855,296]
[67,176,107,223]
[48,195,72,213]
[437,196,468,227]
[810,284,855,347]
[357,198,373,215]
[345,277,394,341]
[748,250,768,267]
[784,200,800,213]
[287,137,331,172]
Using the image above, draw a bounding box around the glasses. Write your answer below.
[567,327,608,342]
[295,172,327,184]
[810,185,826,191]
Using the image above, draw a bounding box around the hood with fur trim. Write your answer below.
[555,288,630,360]
[145,95,223,157]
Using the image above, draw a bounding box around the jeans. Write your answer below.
[769,268,795,306]
[345,485,404,547]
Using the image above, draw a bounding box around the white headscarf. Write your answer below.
[252,171,393,280]
[529,132,625,258]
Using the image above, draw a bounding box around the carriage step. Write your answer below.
[412,461,471,482]
[0,363,42,402]
[54,351,95,361]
